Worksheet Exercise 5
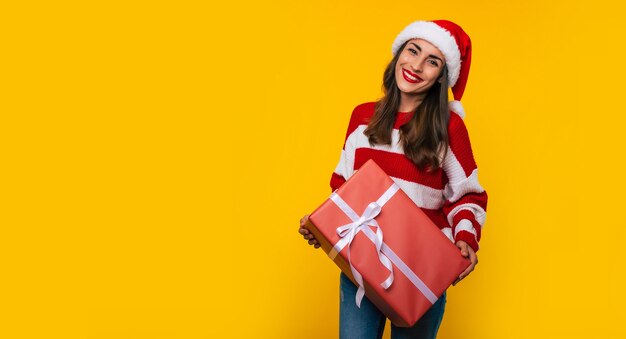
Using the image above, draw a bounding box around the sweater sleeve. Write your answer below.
[441,113,488,253]
[329,105,362,192]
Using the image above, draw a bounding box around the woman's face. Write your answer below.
[395,38,445,97]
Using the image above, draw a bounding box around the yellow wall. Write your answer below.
[1,0,624,338]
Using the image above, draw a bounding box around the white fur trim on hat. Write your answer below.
[391,21,462,87]
[448,100,465,119]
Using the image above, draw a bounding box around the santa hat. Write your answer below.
[391,20,471,118]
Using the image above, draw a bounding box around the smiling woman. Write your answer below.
[367,37,451,171]
[298,19,487,339]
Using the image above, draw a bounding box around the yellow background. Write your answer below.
[1,0,624,338]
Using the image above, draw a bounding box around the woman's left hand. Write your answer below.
[452,240,478,286]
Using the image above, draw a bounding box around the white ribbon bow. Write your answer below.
[328,184,399,308]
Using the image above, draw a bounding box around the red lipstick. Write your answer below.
[402,68,423,83]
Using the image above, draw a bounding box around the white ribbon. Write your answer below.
[328,183,439,308]
[328,184,398,307]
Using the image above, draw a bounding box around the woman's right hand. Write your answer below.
[299,214,321,249]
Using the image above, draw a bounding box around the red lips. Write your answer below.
[402,68,423,83]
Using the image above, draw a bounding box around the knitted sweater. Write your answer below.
[330,102,488,253]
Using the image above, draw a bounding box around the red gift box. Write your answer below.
[305,159,471,327]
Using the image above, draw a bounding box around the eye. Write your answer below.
[428,60,439,67]
[408,48,417,55]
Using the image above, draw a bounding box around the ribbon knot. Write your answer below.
[335,201,381,238]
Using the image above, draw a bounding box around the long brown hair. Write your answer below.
[364,40,450,172]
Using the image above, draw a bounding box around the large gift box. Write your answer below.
[305,159,471,327]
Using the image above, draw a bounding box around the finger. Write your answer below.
[459,265,473,280]
[452,277,461,286]
[299,227,309,235]
[308,239,317,245]
[314,244,321,249]
[469,248,478,266]
[300,215,310,226]
[459,261,477,280]
[460,243,469,257]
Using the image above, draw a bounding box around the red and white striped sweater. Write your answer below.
[330,102,488,253]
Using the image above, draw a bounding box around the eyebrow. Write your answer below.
[409,42,444,62]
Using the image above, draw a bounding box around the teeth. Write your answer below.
[404,70,419,81]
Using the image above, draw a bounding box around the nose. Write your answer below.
[410,58,424,72]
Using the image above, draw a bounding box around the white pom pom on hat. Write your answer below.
[391,20,472,118]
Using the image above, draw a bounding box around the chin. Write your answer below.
[399,82,428,95]
[396,79,413,91]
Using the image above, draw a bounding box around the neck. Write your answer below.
[399,91,426,112]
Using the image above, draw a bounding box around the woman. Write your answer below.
[299,20,488,339]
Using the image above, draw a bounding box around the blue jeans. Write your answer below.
[339,272,446,339]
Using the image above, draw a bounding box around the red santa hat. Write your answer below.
[391,20,471,118]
